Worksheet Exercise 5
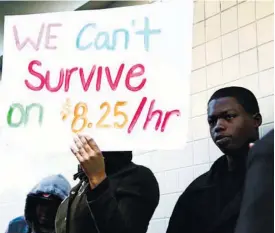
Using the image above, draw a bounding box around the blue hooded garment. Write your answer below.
[5,174,71,233]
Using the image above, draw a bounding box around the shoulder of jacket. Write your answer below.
[186,171,211,192]
[9,216,26,224]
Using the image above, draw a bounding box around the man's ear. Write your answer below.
[253,113,262,127]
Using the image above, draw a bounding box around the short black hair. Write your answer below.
[208,86,260,115]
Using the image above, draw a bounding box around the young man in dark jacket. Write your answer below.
[6,174,71,233]
[235,129,274,233]
[167,86,262,233]
[55,135,160,233]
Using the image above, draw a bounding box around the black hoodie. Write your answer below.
[55,151,160,233]
[235,129,274,233]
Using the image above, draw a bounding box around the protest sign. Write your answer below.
[0,1,193,151]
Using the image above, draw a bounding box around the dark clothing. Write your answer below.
[167,155,246,233]
[235,129,274,233]
[6,174,71,233]
[55,153,159,233]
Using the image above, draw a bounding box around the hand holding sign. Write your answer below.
[71,135,106,188]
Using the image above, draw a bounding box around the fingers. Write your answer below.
[84,135,101,154]
[74,137,88,158]
[71,134,101,163]
[78,135,92,153]
[71,147,84,163]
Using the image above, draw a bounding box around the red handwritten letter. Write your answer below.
[125,64,146,92]
[143,99,163,131]
[25,60,45,91]
[79,66,96,92]
[105,64,125,91]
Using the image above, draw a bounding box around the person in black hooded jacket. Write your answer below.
[55,135,159,233]
[6,174,71,233]
[167,87,263,233]
[234,129,274,233]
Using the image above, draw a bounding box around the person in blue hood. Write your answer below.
[6,174,71,233]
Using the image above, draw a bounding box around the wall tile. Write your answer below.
[187,119,193,142]
[193,21,205,46]
[256,1,274,20]
[242,73,260,98]
[206,38,222,64]
[221,6,238,34]
[240,48,258,77]
[258,41,274,71]
[164,170,179,194]
[191,68,207,93]
[178,142,194,167]
[205,1,220,18]
[221,0,237,11]
[192,44,206,70]
[155,172,166,195]
[238,1,256,27]
[191,115,209,140]
[206,14,221,41]
[259,68,274,97]
[222,30,239,58]
[147,219,167,233]
[258,96,274,124]
[194,1,205,23]
[191,91,208,116]
[222,55,240,83]
[194,164,210,179]
[193,138,209,164]
[257,15,274,45]
[162,193,181,218]
[239,23,257,52]
[261,123,274,137]
[207,61,223,88]
[178,167,194,191]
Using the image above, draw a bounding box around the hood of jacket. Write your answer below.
[74,151,133,181]
[24,174,71,226]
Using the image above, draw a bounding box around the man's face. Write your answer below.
[207,97,260,155]
[35,198,60,232]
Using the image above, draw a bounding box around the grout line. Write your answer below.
[192,13,274,49]
[188,94,274,118]
[154,161,212,175]
[236,0,242,81]
[219,0,224,92]
[204,0,209,93]
[254,0,261,82]
[190,66,274,95]
[192,40,273,73]
[152,162,213,176]
[193,1,238,24]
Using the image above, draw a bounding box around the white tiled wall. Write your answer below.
[132,1,274,233]
[0,0,273,233]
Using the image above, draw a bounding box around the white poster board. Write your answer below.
[0,1,193,152]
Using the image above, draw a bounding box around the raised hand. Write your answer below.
[71,135,106,189]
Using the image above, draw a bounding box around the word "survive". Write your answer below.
[25,60,147,92]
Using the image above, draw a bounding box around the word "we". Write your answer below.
[13,23,62,51]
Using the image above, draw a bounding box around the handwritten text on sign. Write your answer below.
[1,1,193,150]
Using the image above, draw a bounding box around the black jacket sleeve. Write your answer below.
[235,129,274,233]
[85,166,159,233]
[166,192,192,233]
